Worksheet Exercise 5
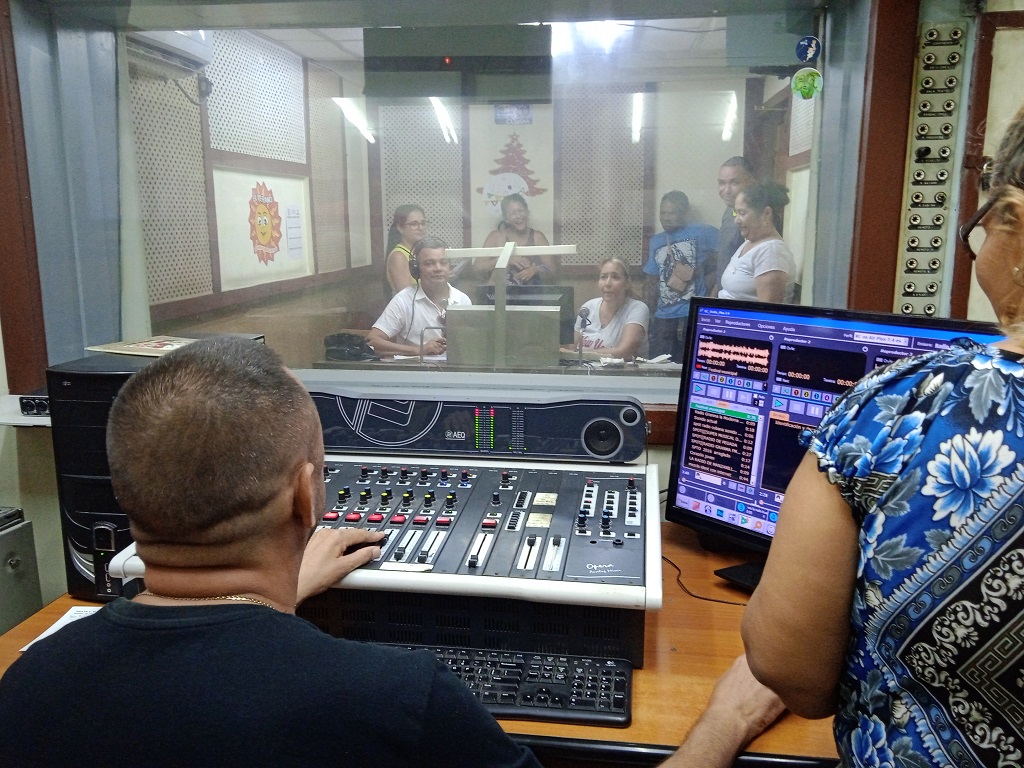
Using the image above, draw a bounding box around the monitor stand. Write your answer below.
[713,561,765,593]
[695,531,766,593]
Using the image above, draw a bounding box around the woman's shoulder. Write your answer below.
[622,298,649,324]
[482,229,506,247]
[388,244,412,259]
[749,238,795,267]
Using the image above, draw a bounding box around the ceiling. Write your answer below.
[48,0,824,34]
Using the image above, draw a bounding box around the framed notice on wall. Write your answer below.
[212,169,314,291]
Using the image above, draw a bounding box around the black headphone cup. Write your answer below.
[408,255,419,280]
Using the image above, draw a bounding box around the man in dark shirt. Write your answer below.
[0,338,539,767]
[0,338,783,768]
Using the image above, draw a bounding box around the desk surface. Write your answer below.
[0,524,837,764]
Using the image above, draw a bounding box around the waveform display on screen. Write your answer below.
[694,334,772,379]
[774,343,867,395]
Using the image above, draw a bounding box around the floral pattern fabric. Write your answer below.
[803,338,1024,768]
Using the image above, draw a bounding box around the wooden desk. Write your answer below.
[0,525,837,766]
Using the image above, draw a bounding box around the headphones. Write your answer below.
[408,251,420,281]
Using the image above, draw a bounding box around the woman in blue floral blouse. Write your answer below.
[742,104,1024,768]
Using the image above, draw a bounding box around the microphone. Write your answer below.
[577,306,591,364]
[439,298,448,323]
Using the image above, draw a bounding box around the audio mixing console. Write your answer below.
[313,455,660,610]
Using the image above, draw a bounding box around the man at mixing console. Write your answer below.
[0,337,540,767]
[0,337,785,767]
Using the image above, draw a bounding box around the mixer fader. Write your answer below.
[316,454,660,611]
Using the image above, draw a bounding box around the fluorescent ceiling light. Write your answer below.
[632,92,644,144]
[429,96,458,144]
[722,91,738,142]
[332,97,375,144]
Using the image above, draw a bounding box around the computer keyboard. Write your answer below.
[387,644,632,727]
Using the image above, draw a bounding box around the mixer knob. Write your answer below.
[501,471,510,484]
[380,466,389,479]
[400,467,409,480]
[576,511,587,529]
[441,468,449,480]
[380,489,392,504]
[491,492,501,506]
[461,469,470,482]
[420,467,429,481]
[424,491,435,507]
[402,491,413,507]
[601,518,611,530]
[337,488,346,503]
[322,466,330,479]
[445,493,456,508]
[359,489,372,504]
[360,466,369,480]
[627,476,636,490]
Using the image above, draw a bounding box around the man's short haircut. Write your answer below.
[661,190,690,212]
[720,156,756,177]
[411,235,449,259]
[106,337,317,544]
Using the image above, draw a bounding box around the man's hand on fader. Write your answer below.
[296,528,385,604]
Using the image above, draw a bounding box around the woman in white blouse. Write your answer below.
[718,182,796,303]
[561,257,649,361]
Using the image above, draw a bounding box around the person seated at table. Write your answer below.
[383,203,427,296]
[478,194,556,285]
[0,341,787,768]
[741,104,1024,768]
[717,182,795,303]
[0,337,539,767]
[560,257,649,361]
[366,236,472,358]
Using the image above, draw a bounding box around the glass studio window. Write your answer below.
[22,4,832,397]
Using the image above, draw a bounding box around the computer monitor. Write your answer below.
[476,284,575,344]
[665,298,1002,589]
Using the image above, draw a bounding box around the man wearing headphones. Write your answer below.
[366,236,472,358]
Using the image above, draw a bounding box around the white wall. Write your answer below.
[653,78,747,227]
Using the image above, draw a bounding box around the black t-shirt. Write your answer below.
[0,600,540,767]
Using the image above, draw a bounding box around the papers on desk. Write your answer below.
[392,355,447,362]
[20,606,100,651]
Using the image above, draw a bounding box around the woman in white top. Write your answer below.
[561,257,649,361]
[718,182,796,303]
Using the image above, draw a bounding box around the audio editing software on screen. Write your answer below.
[674,302,1000,540]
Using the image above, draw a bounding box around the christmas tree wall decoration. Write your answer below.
[489,133,547,196]
[478,133,547,219]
